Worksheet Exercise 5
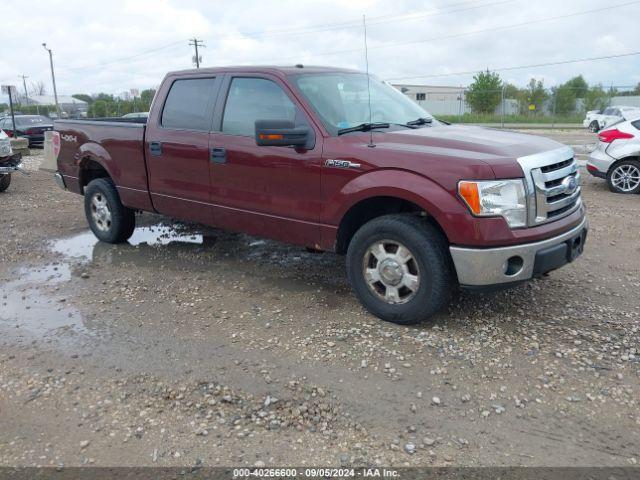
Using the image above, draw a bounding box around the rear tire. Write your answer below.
[346,214,453,325]
[84,178,135,243]
[0,174,10,192]
[607,160,640,194]
[588,121,599,132]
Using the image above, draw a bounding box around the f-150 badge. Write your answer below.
[325,159,361,169]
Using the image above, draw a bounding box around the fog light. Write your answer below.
[504,256,524,276]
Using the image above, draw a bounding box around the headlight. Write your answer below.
[458,179,527,228]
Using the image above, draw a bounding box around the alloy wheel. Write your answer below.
[362,240,420,304]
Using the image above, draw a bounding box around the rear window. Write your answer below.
[17,116,49,125]
[632,120,640,130]
[161,78,216,131]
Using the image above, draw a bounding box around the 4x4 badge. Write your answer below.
[325,159,361,169]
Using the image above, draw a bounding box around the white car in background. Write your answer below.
[0,129,14,192]
[587,113,640,194]
[583,106,640,132]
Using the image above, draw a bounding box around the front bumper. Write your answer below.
[450,216,588,287]
[0,153,24,174]
[21,135,45,147]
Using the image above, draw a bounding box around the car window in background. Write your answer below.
[17,115,50,125]
[161,78,216,131]
[222,77,297,137]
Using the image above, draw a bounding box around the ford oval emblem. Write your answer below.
[561,175,578,195]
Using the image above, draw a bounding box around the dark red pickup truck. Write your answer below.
[53,65,587,324]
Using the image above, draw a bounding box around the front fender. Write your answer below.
[322,169,468,239]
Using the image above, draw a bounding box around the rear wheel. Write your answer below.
[588,121,599,132]
[607,160,640,194]
[346,215,453,325]
[0,174,11,192]
[84,178,136,243]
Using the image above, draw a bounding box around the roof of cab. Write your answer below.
[165,65,363,77]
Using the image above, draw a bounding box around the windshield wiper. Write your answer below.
[406,117,433,126]
[337,122,390,135]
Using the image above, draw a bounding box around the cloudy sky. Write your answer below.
[1,0,639,102]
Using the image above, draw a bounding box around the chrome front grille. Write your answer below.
[517,146,582,226]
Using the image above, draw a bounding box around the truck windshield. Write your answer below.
[291,73,437,136]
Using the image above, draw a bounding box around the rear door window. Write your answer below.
[161,78,217,131]
[221,77,298,137]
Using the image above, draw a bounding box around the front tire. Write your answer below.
[346,215,453,325]
[0,174,11,192]
[588,121,599,133]
[84,178,135,243]
[607,160,640,194]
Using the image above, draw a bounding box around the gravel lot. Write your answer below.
[1,130,638,468]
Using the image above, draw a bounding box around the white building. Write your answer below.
[25,94,88,116]
[393,84,466,103]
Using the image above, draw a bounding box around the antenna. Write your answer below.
[363,15,375,148]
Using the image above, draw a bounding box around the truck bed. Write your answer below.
[54,119,152,211]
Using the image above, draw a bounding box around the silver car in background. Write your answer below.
[587,113,640,193]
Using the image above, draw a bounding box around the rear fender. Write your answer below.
[73,143,114,194]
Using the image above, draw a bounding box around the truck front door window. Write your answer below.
[222,78,297,137]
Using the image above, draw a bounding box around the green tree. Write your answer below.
[139,88,156,110]
[552,84,577,115]
[465,70,503,114]
[521,78,548,114]
[90,100,108,117]
[584,85,609,111]
[503,83,520,99]
[564,75,588,98]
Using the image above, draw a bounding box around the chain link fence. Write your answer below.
[396,84,640,126]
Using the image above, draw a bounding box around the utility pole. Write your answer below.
[500,84,505,128]
[2,85,18,135]
[189,38,205,68]
[42,43,61,117]
[19,75,29,106]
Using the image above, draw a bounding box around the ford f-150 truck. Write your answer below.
[53,66,587,325]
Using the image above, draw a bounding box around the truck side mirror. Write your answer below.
[255,119,309,147]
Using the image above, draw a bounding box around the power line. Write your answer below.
[59,1,508,73]
[385,51,640,81]
[222,0,514,40]
[65,40,187,72]
[260,0,640,63]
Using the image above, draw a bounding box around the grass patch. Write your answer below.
[437,113,583,124]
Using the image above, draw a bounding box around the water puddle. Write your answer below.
[51,224,208,261]
[0,264,88,339]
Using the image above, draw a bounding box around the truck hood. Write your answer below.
[373,124,566,178]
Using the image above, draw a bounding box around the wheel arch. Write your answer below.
[606,155,640,174]
[327,170,457,254]
[334,193,450,255]
[73,142,115,193]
